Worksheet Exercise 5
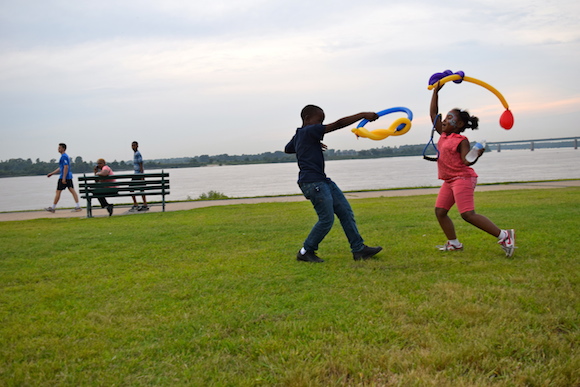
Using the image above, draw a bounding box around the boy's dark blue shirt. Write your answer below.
[285,124,328,184]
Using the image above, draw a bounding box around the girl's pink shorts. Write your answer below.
[435,176,477,213]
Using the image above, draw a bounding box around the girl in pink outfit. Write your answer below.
[430,83,515,257]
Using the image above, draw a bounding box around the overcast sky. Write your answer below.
[1,0,579,163]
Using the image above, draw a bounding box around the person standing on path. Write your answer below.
[285,104,383,263]
[45,143,81,213]
[130,141,148,212]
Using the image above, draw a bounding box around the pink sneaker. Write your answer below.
[499,229,516,258]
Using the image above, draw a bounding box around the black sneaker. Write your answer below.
[106,204,114,216]
[296,250,324,263]
[138,206,149,211]
[353,245,383,261]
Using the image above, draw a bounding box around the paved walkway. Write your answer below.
[1,180,578,222]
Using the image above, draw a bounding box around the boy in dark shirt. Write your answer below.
[285,105,383,263]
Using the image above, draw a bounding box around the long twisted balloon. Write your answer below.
[427,70,514,130]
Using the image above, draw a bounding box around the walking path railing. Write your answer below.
[486,136,579,152]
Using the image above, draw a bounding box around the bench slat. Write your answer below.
[80,185,169,193]
[78,173,169,181]
[81,191,170,199]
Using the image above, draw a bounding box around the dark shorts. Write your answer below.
[57,179,74,191]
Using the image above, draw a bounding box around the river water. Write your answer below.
[1,148,579,212]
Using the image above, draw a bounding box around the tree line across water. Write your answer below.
[1,140,576,178]
[1,144,428,177]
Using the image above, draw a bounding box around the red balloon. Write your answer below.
[500,109,514,130]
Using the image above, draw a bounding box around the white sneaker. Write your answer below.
[72,207,82,212]
[499,229,516,258]
[437,241,464,251]
[44,207,55,213]
[128,205,139,212]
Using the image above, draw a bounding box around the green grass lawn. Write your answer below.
[1,188,579,386]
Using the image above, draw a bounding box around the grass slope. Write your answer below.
[1,188,579,386]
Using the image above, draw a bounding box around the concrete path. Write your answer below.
[1,180,578,222]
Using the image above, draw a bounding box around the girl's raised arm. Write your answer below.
[430,84,444,134]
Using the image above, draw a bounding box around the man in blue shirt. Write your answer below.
[285,105,383,263]
[130,141,148,211]
[45,143,81,213]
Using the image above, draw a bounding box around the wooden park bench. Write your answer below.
[78,172,170,218]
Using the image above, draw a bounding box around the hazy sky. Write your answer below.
[1,0,579,163]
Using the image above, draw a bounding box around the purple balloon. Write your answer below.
[453,71,465,84]
[428,72,443,85]
[428,69,465,85]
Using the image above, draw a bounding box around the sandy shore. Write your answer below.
[1,180,578,222]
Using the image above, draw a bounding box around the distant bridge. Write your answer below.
[486,136,579,152]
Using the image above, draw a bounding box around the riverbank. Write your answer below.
[1,180,578,222]
[3,149,580,213]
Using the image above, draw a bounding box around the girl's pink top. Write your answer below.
[437,133,478,181]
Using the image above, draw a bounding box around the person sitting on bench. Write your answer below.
[94,158,116,216]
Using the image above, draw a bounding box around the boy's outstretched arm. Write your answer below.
[324,112,378,133]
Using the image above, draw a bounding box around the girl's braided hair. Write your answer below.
[452,108,479,132]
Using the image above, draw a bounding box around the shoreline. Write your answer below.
[1,180,578,222]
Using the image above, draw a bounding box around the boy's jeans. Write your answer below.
[299,179,364,253]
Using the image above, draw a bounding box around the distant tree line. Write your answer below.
[1,140,576,178]
[1,145,420,177]
[147,144,430,167]
[0,157,133,178]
